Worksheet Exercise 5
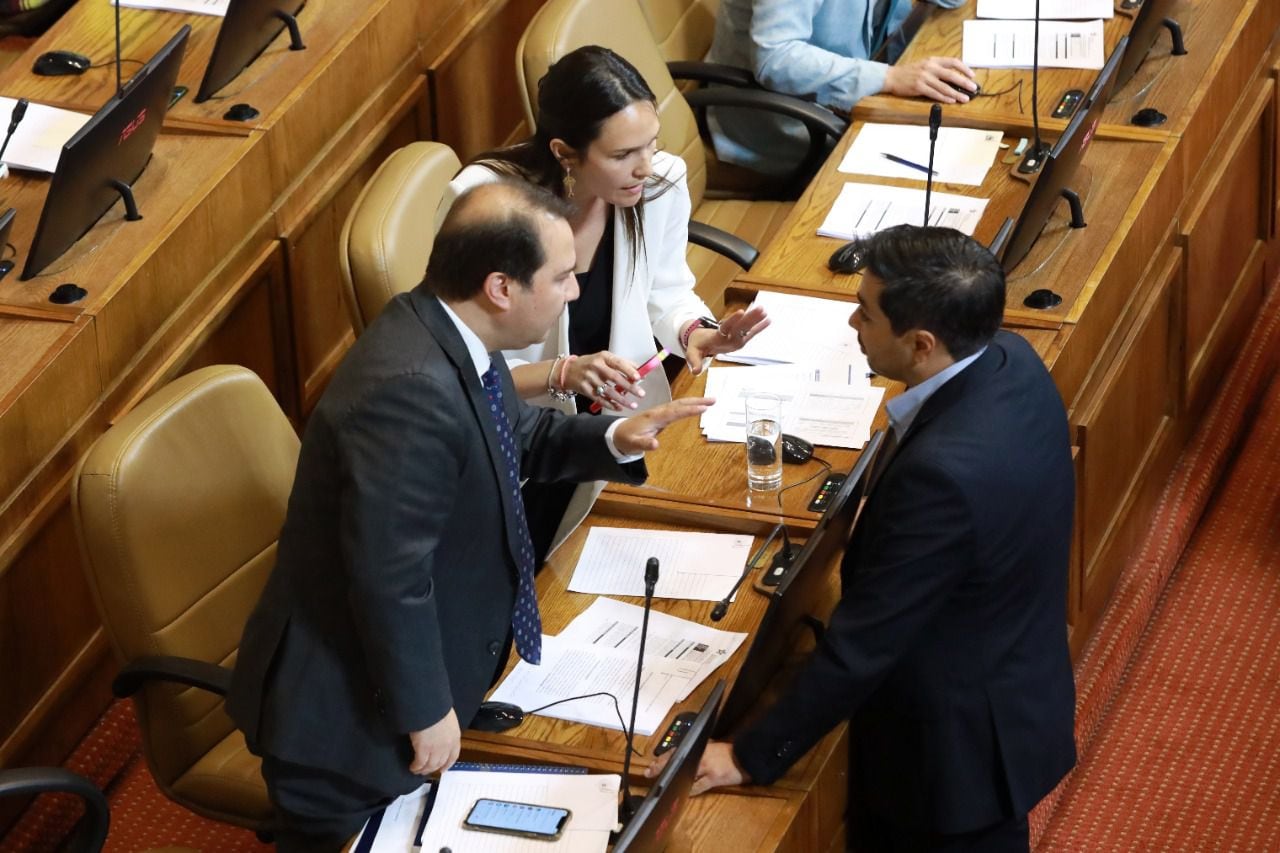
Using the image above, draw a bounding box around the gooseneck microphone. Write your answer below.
[712,524,786,622]
[620,556,660,821]
[923,103,942,226]
[1020,0,1048,173]
[113,0,124,99]
[0,98,29,166]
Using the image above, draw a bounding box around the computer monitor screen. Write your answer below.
[613,680,725,853]
[1113,0,1179,95]
[714,430,884,737]
[195,0,306,103]
[22,26,190,281]
[1000,36,1128,274]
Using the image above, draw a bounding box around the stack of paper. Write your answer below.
[0,97,91,174]
[818,182,989,240]
[699,365,883,449]
[489,599,746,735]
[567,527,753,601]
[839,123,1003,186]
[717,290,870,374]
[111,0,229,16]
[976,0,1113,20]
[419,770,619,852]
[962,19,1106,69]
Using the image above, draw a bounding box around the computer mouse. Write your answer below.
[781,433,814,465]
[470,701,525,733]
[33,50,91,77]
[1023,288,1063,310]
[828,240,864,273]
[223,102,260,122]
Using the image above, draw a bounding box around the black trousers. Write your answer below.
[260,754,399,852]
[849,809,1029,853]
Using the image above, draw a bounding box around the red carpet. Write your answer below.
[1034,281,1280,850]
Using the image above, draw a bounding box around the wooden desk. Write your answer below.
[461,498,849,851]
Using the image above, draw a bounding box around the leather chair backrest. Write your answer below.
[339,142,462,334]
[72,366,299,789]
[640,0,719,65]
[515,0,708,209]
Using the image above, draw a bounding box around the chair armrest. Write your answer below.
[112,655,233,699]
[688,220,759,270]
[684,87,847,142]
[668,60,759,88]
[0,768,110,852]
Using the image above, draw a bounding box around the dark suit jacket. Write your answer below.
[734,331,1076,834]
[227,288,646,795]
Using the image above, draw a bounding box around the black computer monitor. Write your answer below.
[195,0,306,103]
[613,680,725,853]
[1112,0,1183,96]
[21,27,190,281]
[714,430,884,737]
[999,36,1128,274]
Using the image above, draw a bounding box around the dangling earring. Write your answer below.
[562,167,576,199]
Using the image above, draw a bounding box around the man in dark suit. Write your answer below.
[227,181,711,851]
[677,226,1076,851]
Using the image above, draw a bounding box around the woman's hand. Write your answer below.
[564,351,644,411]
[685,305,771,374]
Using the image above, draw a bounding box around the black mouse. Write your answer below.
[33,50,91,77]
[49,283,87,304]
[781,433,814,465]
[1023,288,1063,310]
[470,701,525,733]
[828,240,864,273]
[1131,107,1167,128]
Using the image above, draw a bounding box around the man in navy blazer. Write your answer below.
[227,181,711,851]
[680,226,1076,851]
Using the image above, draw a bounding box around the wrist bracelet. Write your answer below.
[680,316,719,352]
[549,354,577,402]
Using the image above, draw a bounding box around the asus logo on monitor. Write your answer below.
[119,108,148,145]
[1082,118,1099,150]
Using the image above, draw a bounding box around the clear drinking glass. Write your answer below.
[745,392,783,491]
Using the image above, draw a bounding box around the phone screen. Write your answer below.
[464,799,571,838]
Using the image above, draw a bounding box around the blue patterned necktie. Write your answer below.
[481,360,542,664]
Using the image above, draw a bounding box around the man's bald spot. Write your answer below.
[443,181,564,235]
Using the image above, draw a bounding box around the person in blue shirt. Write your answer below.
[708,0,975,174]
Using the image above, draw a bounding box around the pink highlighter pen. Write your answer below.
[589,348,669,414]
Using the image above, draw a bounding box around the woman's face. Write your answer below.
[558,100,660,208]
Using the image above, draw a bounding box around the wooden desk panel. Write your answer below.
[738,119,1165,333]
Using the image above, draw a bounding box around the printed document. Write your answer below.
[111,0,229,15]
[976,0,1112,19]
[962,19,1106,69]
[0,98,90,174]
[567,527,752,601]
[839,123,1003,186]
[717,290,869,374]
[817,183,988,240]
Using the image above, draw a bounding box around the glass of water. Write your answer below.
[745,392,783,491]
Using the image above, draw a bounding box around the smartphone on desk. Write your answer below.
[463,798,571,840]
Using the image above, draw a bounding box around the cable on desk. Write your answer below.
[777,455,833,508]
[88,58,144,70]
[524,691,644,758]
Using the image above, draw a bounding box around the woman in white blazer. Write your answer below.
[436,46,768,560]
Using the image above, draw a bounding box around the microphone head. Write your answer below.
[12,98,28,123]
[645,556,660,586]
[929,104,942,140]
[710,601,728,622]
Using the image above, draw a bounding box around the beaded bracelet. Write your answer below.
[547,354,577,402]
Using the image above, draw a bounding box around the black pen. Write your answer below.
[881,152,936,175]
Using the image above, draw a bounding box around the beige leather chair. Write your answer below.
[339,141,462,333]
[640,0,718,68]
[72,365,300,833]
[516,0,842,315]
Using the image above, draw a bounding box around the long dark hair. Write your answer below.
[473,46,671,269]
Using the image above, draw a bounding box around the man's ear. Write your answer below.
[481,271,515,312]
[910,328,938,364]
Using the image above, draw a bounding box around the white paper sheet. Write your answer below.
[110,0,229,16]
[557,597,747,701]
[817,183,989,240]
[419,770,619,852]
[567,527,752,601]
[352,783,433,852]
[839,123,1003,186]
[962,19,1106,69]
[0,98,91,174]
[699,368,883,449]
[488,635,698,736]
[976,0,1113,19]
[716,291,869,374]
